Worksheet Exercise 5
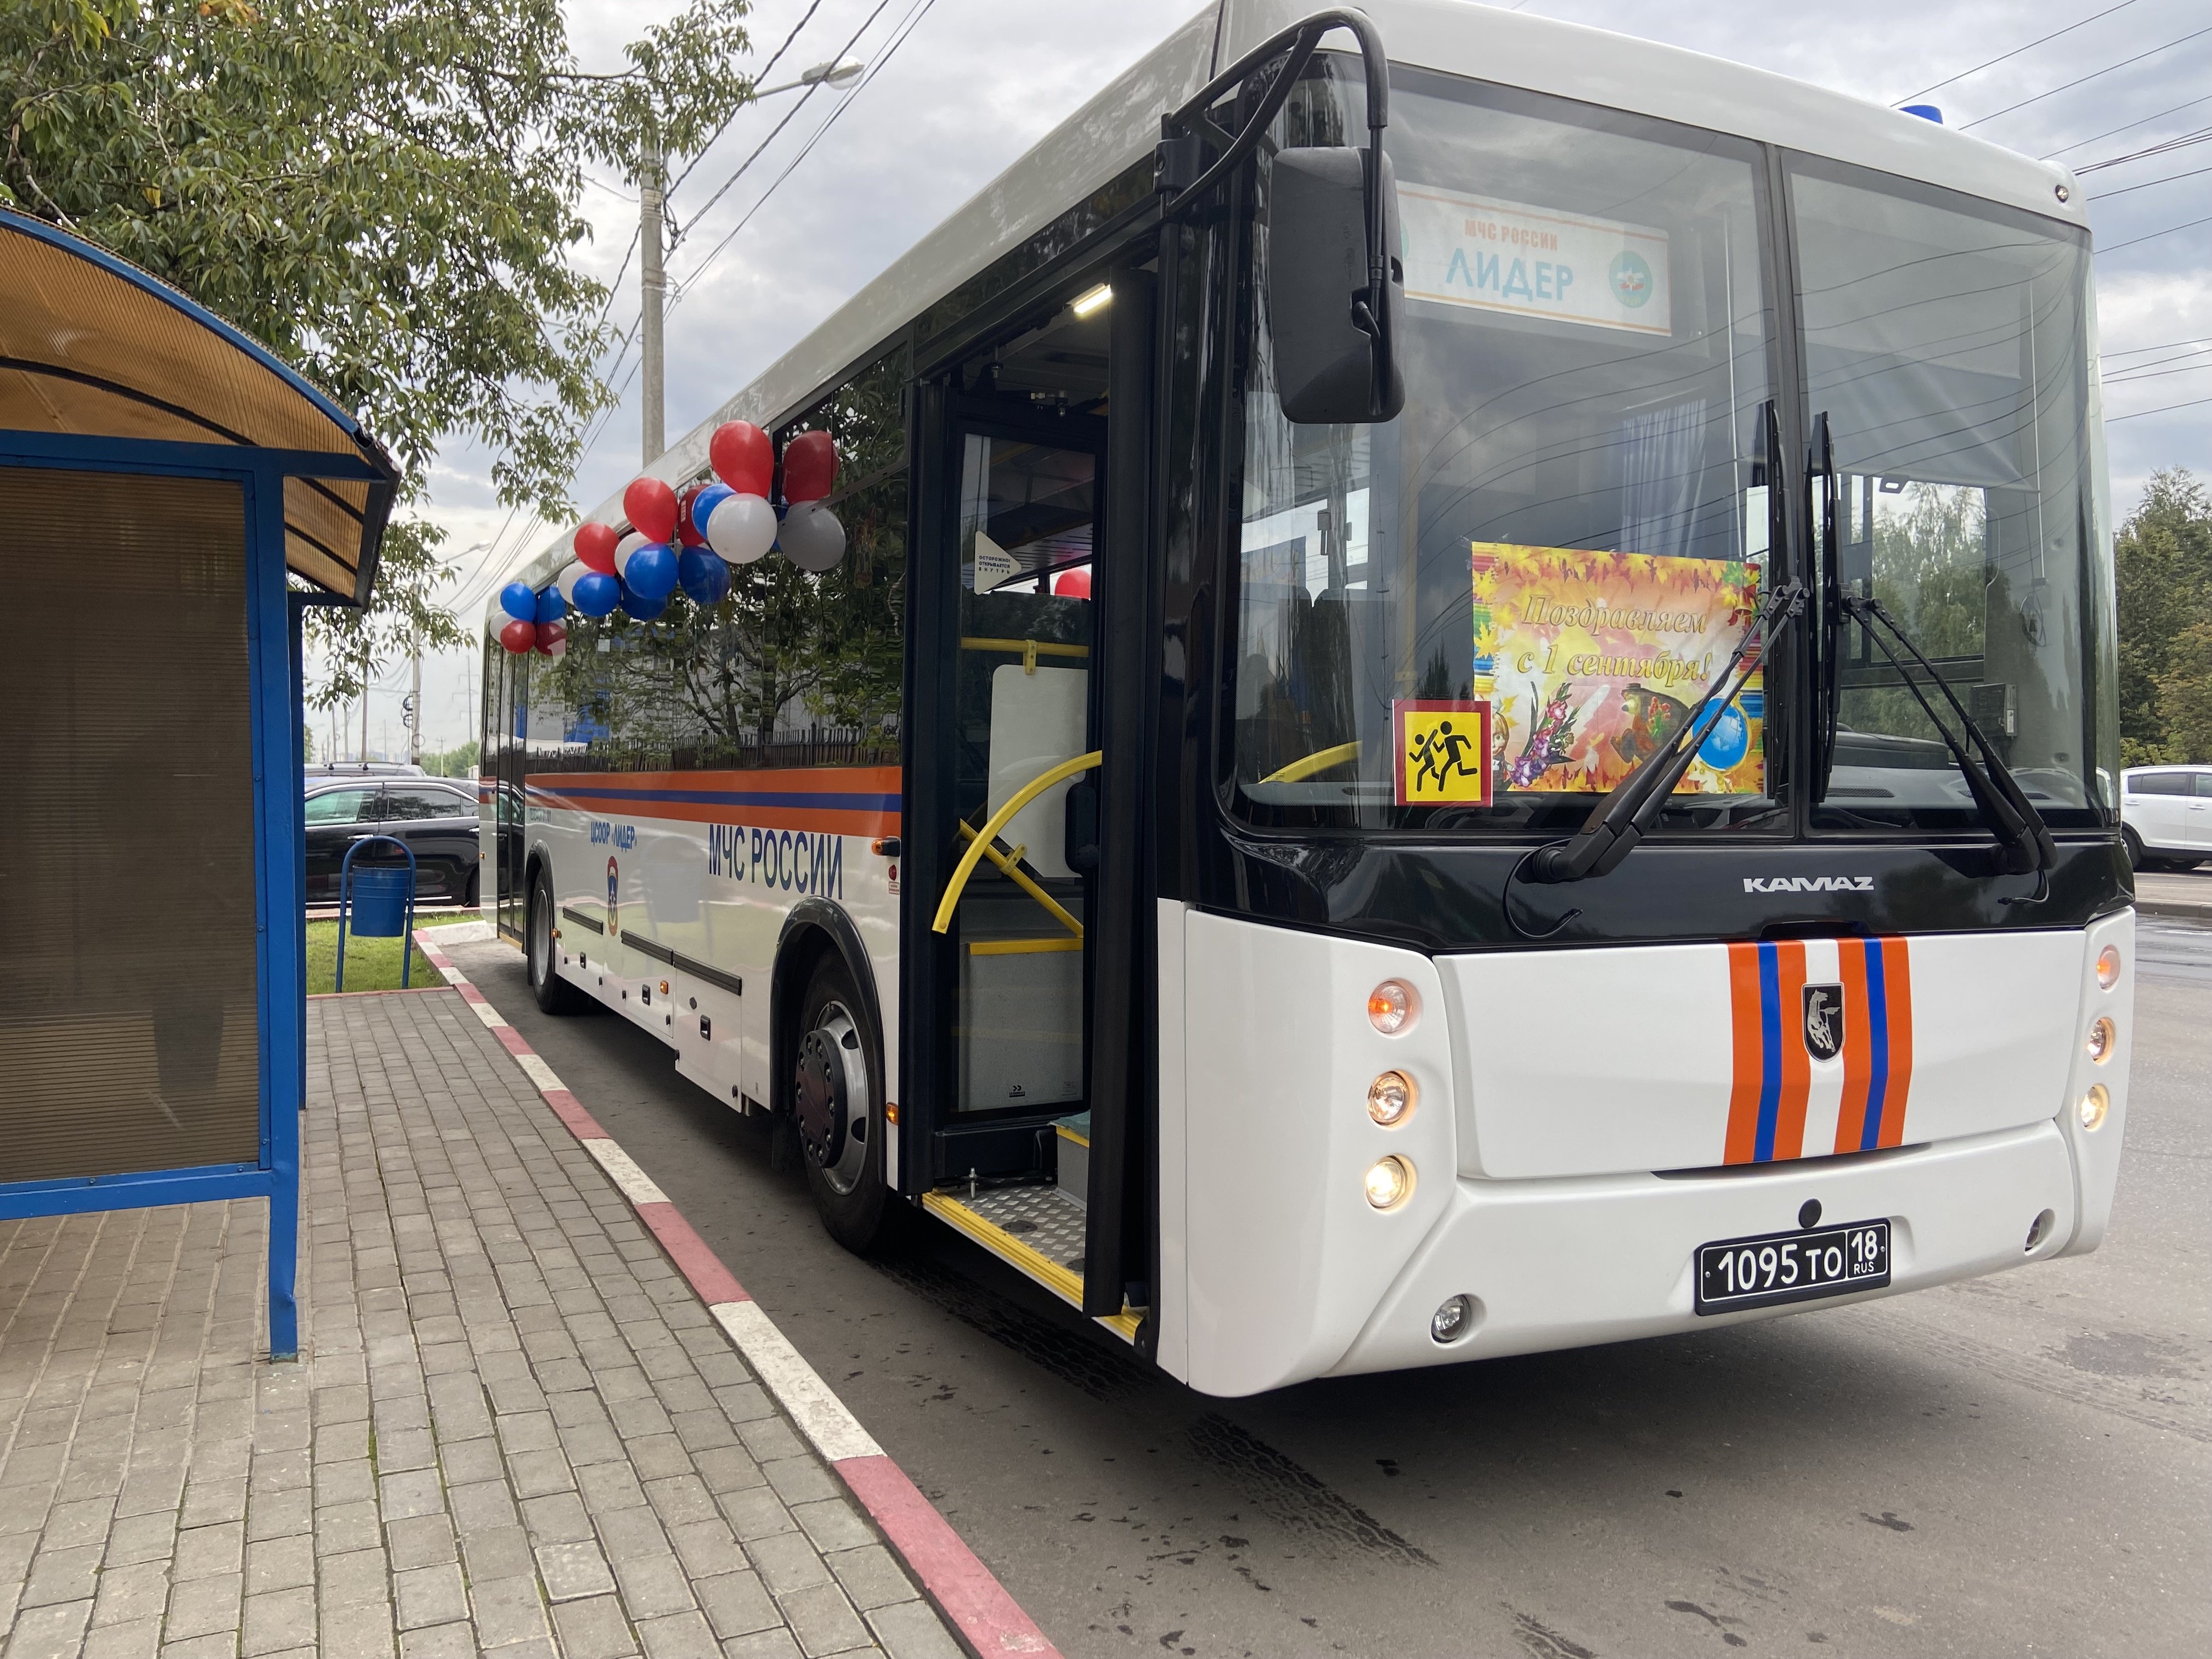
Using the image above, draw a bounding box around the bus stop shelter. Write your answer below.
[0,208,397,1359]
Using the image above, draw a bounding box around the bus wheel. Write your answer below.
[528,867,588,1014]
[793,956,895,1253]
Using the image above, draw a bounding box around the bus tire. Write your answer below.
[793,954,896,1254]
[528,866,588,1015]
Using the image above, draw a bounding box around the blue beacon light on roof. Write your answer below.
[1900,104,1943,124]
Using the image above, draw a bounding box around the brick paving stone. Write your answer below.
[0,991,961,1659]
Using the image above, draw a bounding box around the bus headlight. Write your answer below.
[2079,1084,2110,1131]
[1364,1155,1414,1210]
[2096,944,2121,990]
[1367,980,1415,1034]
[1367,1071,1415,1126]
[2086,1017,2115,1064]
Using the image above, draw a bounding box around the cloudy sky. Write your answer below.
[341,0,2211,759]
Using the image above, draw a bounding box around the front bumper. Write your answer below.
[1328,1118,2076,1378]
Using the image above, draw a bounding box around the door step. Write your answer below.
[920,1183,1140,1341]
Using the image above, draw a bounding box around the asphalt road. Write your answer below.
[445,933,2210,1659]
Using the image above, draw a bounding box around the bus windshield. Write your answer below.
[1228,66,2110,836]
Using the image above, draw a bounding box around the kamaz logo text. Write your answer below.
[1743,875,1875,893]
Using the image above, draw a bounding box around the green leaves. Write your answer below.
[2,0,758,703]
[2117,470,2212,766]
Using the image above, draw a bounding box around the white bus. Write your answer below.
[484,0,2134,1397]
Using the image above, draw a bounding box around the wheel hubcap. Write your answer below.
[793,1002,868,1195]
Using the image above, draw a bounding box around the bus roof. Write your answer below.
[500,0,2089,607]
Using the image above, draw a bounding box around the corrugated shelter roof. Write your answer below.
[0,208,398,601]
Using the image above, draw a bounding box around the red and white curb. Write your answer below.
[412,929,1060,1659]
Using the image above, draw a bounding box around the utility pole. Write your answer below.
[408,630,422,768]
[640,136,665,465]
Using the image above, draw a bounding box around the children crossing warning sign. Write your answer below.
[1394,699,1493,807]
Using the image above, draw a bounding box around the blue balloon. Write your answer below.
[534,587,565,624]
[677,547,729,605]
[1698,700,1751,772]
[624,542,678,602]
[618,574,667,621]
[691,482,734,535]
[572,571,619,618]
[499,581,538,623]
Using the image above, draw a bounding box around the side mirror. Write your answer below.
[1268,146,1404,425]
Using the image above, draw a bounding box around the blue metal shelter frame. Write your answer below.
[0,213,398,1362]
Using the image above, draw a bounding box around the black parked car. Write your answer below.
[304,776,482,904]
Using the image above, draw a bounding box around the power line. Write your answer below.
[1894,0,2141,105]
[2105,344,2212,375]
[672,0,935,306]
[2104,358,2212,384]
[674,0,896,241]
[2094,212,2212,254]
[2042,93,2212,159]
[2107,393,2212,421]
[2103,334,2212,358]
[1962,23,2212,129]
[2086,161,2212,200]
[667,0,828,197]
[2075,126,2212,173]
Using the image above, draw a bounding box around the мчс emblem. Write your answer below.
[1803,982,1844,1062]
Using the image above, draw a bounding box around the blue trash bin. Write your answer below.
[337,836,418,991]
[348,866,411,936]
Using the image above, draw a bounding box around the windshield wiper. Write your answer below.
[1808,411,2055,902]
[1840,595,2056,901]
[1522,577,1807,886]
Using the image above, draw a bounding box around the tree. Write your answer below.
[2,0,759,704]
[2114,470,2212,765]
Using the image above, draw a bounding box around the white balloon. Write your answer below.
[614,531,649,577]
[778,502,846,573]
[554,561,586,602]
[706,492,777,566]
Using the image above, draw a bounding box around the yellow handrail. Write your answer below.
[961,636,1090,657]
[956,822,1084,939]
[1259,741,1361,785]
[932,751,1103,934]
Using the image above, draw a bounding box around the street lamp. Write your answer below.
[755,58,866,98]
[638,59,865,467]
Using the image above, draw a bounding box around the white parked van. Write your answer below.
[2120,766,2211,870]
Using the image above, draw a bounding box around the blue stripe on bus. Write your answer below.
[529,785,901,811]
[1862,940,1891,1152]
[1754,941,1782,1164]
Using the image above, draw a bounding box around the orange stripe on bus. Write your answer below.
[1723,941,1765,1165]
[1878,938,1914,1148]
[1833,938,1875,1155]
[1771,939,1812,1161]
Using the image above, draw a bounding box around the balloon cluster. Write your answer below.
[498,421,844,653]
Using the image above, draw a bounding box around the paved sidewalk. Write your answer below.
[0,989,959,1659]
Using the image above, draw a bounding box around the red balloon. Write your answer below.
[709,421,774,497]
[676,481,709,548]
[782,430,838,504]
[1052,566,1092,599]
[499,617,537,653]
[534,619,568,656]
[624,476,680,544]
[574,521,619,574]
